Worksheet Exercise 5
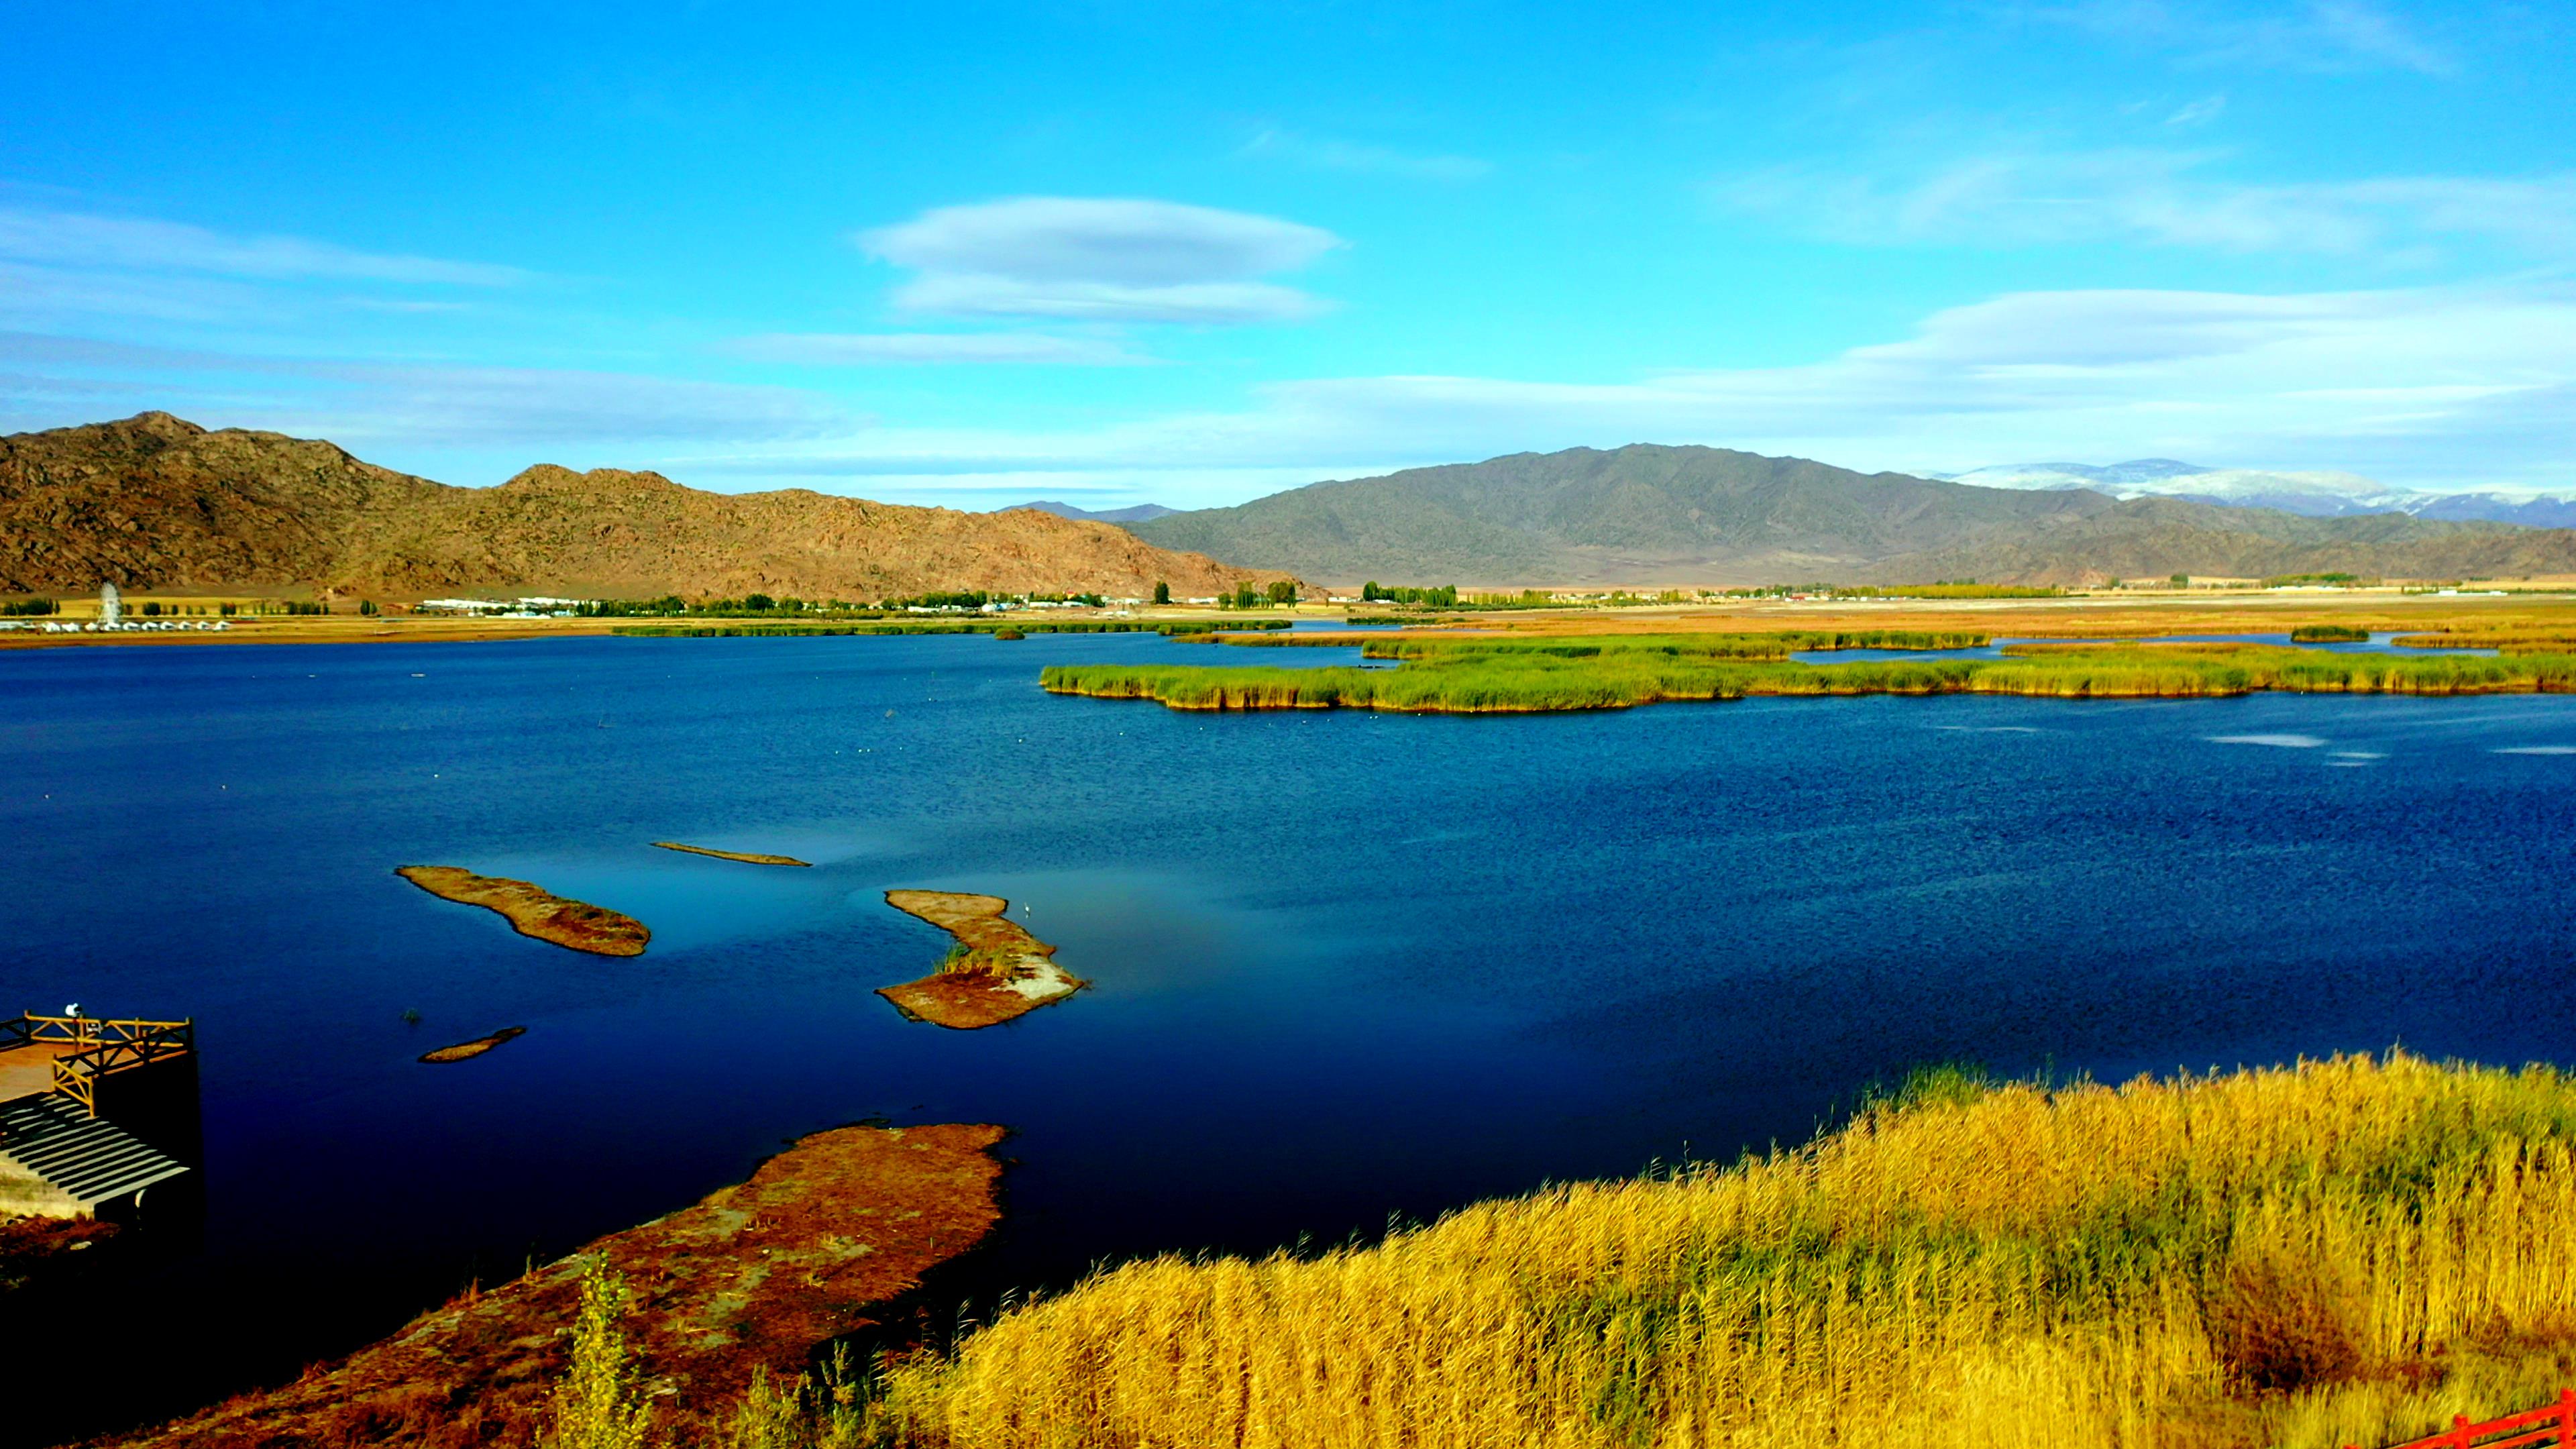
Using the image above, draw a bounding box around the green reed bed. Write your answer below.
[1041,639,2576,713]
[2288,625,2372,642]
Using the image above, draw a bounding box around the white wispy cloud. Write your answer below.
[2165,93,2227,126]
[1714,150,2576,256]
[12,282,2571,500]
[660,282,2576,498]
[860,197,1344,325]
[2006,1,2457,76]
[724,332,1146,366]
[1239,129,1493,181]
[0,206,528,286]
[0,330,847,452]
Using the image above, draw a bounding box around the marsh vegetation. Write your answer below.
[1042,633,2576,712]
[551,1055,2576,1449]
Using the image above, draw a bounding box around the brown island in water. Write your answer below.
[109,1122,1007,1449]
[877,891,1085,1030]
[419,1026,527,1063]
[396,866,650,956]
[650,841,812,867]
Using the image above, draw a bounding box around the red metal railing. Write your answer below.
[2359,1391,2576,1449]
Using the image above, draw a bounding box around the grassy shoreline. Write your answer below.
[1042,637,2576,712]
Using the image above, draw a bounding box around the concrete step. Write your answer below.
[0,1093,190,1212]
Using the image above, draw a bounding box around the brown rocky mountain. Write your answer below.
[0,413,1274,599]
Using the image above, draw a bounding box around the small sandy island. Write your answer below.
[396,865,650,956]
[105,1121,1007,1448]
[419,1026,527,1063]
[877,890,1085,1030]
[650,841,812,867]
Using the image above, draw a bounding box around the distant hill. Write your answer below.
[1129,443,2576,585]
[1873,494,2576,586]
[0,414,1272,599]
[1130,445,2115,584]
[1003,500,1177,525]
[1943,460,2576,527]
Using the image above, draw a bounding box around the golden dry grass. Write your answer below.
[864,1055,2576,1449]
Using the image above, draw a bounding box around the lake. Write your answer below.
[6,630,2576,1444]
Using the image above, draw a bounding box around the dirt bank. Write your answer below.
[110,1122,1008,1448]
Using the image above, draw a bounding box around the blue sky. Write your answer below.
[3,1,2570,505]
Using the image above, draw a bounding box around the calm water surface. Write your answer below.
[5,631,2575,1443]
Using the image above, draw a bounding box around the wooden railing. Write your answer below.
[2359,1391,2576,1449]
[1,1013,195,1120]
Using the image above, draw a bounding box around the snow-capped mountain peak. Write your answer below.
[1932,460,2576,527]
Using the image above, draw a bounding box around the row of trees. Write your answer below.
[1360,582,1458,606]
[1215,580,1303,608]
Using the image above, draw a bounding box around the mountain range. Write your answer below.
[1128,444,2576,586]
[1941,460,2576,529]
[1003,500,1178,525]
[0,413,1271,600]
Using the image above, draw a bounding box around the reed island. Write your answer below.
[1042,628,2576,713]
[395,866,651,956]
[877,890,1083,1029]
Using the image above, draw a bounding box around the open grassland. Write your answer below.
[1042,635,2576,712]
[850,1055,2576,1449]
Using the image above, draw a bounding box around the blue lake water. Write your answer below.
[6,631,2576,1443]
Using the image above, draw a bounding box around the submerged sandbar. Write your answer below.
[395,865,651,956]
[650,841,813,867]
[877,890,1084,1030]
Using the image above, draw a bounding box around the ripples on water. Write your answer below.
[5,631,2575,1443]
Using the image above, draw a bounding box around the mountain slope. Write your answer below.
[0,414,1271,598]
[1874,495,2576,584]
[1131,445,2117,584]
[1130,443,2576,585]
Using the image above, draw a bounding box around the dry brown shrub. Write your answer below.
[2206,1248,2369,1393]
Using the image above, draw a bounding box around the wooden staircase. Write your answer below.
[0,1094,191,1215]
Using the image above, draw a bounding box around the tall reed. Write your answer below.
[867,1055,2576,1449]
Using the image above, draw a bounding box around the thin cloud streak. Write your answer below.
[2003,1,2457,76]
[1239,129,1493,181]
[1715,151,2576,256]
[725,332,1148,366]
[860,197,1344,325]
[0,207,529,286]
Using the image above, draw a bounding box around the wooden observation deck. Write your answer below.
[0,1013,197,1218]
